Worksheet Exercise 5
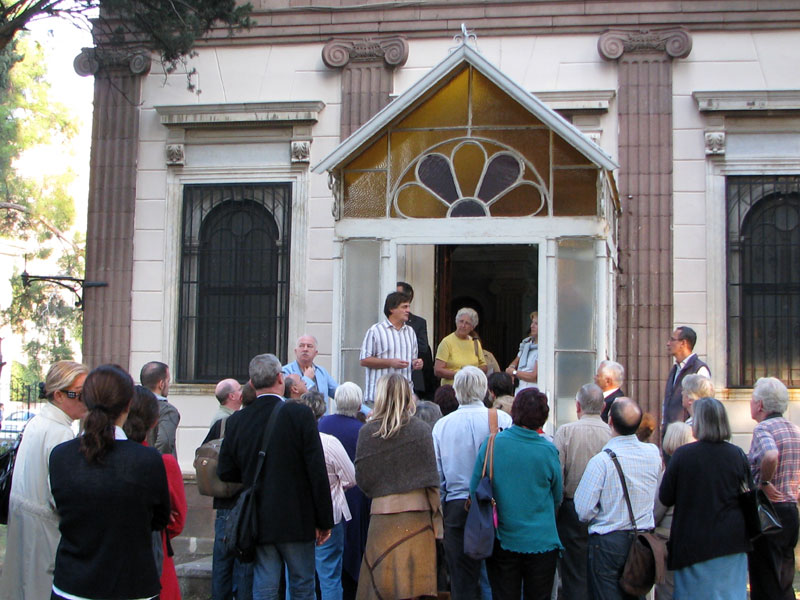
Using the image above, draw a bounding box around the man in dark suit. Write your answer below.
[218,354,333,599]
[397,281,435,399]
[595,360,625,423]
[663,326,710,433]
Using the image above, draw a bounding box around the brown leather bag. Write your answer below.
[604,449,668,596]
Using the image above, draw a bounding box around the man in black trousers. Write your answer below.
[219,353,333,600]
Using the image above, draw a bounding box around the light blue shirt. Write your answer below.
[432,403,513,502]
[283,360,338,399]
[574,434,662,535]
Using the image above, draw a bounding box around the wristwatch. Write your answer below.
[513,370,517,376]
[760,480,771,487]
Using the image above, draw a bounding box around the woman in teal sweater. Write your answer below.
[470,387,563,600]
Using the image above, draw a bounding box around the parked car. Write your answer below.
[1,410,37,435]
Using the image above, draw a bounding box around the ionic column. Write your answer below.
[322,36,409,140]
[598,29,692,426]
[74,48,150,369]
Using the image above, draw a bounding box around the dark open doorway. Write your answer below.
[435,244,539,370]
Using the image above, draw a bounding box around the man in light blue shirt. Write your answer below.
[432,366,512,599]
[282,335,338,412]
[574,397,661,600]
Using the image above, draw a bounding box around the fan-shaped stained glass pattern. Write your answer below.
[393,139,547,218]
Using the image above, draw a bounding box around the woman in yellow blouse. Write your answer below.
[434,307,487,385]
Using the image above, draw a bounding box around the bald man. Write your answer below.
[284,373,308,400]
[574,398,661,600]
[211,378,243,426]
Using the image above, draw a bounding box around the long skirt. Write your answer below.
[674,552,747,600]
[356,510,437,600]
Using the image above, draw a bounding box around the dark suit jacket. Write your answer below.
[218,394,334,543]
[600,388,625,423]
[662,354,709,429]
[408,313,435,395]
[49,439,170,599]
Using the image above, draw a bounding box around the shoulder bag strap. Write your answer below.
[604,448,638,531]
[472,337,481,359]
[251,401,284,486]
[480,409,499,480]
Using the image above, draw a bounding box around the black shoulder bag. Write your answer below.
[604,449,668,596]
[223,401,284,562]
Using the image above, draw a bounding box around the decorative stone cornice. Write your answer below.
[598,28,692,61]
[322,36,409,69]
[694,90,800,112]
[166,144,185,166]
[291,141,311,163]
[73,47,152,77]
[704,131,726,155]
[155,101,325,127]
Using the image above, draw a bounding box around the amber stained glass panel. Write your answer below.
[473,129,550,189]
[452,142,486,198]
[345,134,389,171]
[396,67,470,130]
[396,186,449,218]
[343,170,387,218]
[489,184,544,217]
[389,130,466,190]
[553,134,592,167]
[471,69,545,128]
[553,169,598,216]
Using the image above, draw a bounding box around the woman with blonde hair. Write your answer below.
[354,374,441,599]
[0,360,88,600]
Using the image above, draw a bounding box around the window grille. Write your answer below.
[727,175,800,387]
[178,183,291,383]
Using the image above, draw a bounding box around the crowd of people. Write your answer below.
[0,284,797,600]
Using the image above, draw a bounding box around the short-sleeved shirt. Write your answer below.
[359,319,418,403]
[435,332,486,386]
[748,414,800,503]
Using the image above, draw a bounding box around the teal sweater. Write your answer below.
[470,425,563,554]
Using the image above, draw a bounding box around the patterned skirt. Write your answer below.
[356,510,437,600]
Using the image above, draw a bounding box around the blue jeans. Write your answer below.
[315,520,345,600]
[587,531,642,600]
[213,508,254,600]
[254,540,316,600]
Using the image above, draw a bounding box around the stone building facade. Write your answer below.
[77,1,800,469]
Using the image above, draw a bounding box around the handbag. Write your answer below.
[463,408,498,560]
[0,433,21,524]
[604,449,668,596]
[223,401,284,562]
[737,450,782,540]
[194,417,244,498]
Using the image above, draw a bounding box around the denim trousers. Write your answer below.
[254,540,316,600]
[213,508,254,600]
[315,520,345,600]
[587,531,642,600]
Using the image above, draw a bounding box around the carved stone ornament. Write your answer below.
[329,172,342,221]
[291,141,311,163]
[73,47,152,77]
[322,36,409,69]
[166,144,185,166]
[598,28,692,61]
[704,131,726,155]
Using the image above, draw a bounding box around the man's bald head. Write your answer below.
[284,373,307,399]
[215,378,242,408]
[608,397,643,436]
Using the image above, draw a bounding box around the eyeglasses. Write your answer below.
[668,336,682,343]
[63,390,82,400]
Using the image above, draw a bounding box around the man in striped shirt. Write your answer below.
[359,291,423,405]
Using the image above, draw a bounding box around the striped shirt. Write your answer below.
[749,414,800,503]
[574,434,662,535]
[359,319,418,403]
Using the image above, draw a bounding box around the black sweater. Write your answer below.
[218,395,334,543]
[659,440,752,570]
[49,438,170,599]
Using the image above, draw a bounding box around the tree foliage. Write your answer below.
[0,37,84,378]
[1,0,253,73]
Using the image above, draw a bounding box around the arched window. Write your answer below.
[178,184,291,382]
[727,176,800,387]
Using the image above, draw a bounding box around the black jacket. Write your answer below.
[49,439,170,599]
[218,394,334,543]
[600,388,625,423]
